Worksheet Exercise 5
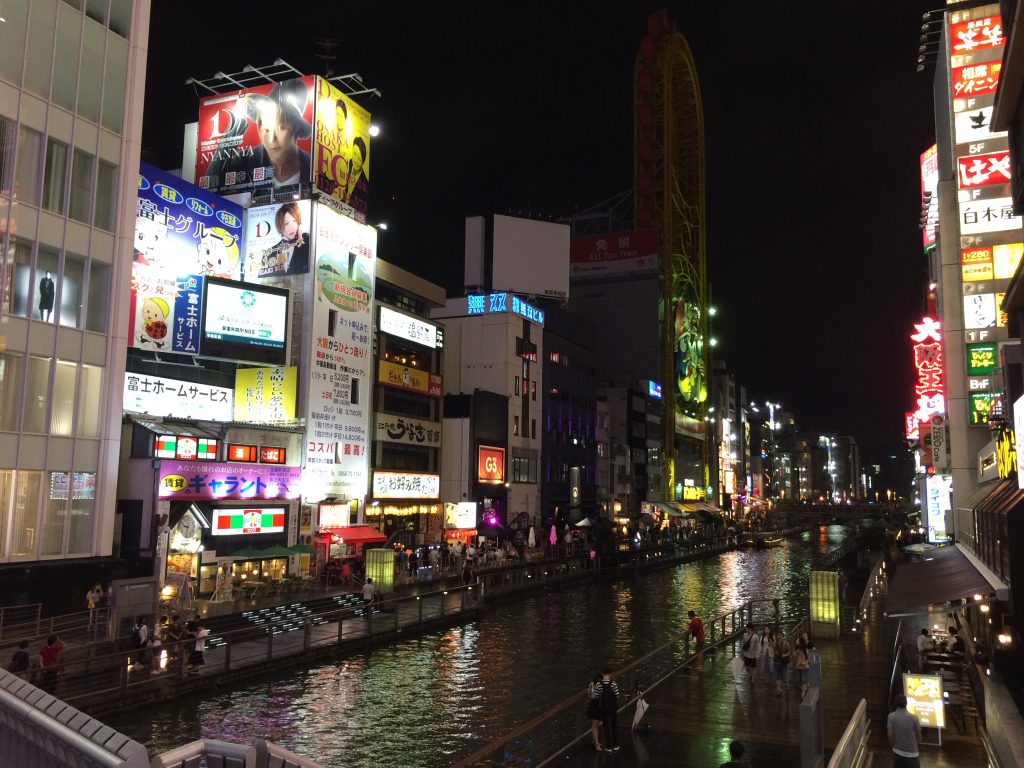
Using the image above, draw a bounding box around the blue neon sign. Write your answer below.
[466,293,544,326]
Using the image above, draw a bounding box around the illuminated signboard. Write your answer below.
[211,507,286,536]
[477,446,506,484]
[959,196,1020,235]
[905,412,920,441]
[466,292,545,326]
[958,150,1011,189]
[227,444,258,462]
[996,426,1017,480]
[260,447,286,464]
[243,200,312,280]
[952,60,1002,98]
[925,473,952,543]
[445,502,477,529]
[966,342,997,374]
[49,472,96,500]
[201,278,289,364]
[158,461,301,500]
[962,247,994,282]
[950,16,1005,54]
[379,305,437,348]
[313,77,372,221]
[903,674,945,729]
[1014,395,1024,490]
[123,373,233,422]
[375,414,442,446]
[993,243,1024,279]
[647,380,663,399]
[372,471,440,499]
[909,317,945,434]
[196,76,315,195]
[970,392,997,425]
[317,503,349,528]
[921,145,939,250]
[570,228,659,279]
[963,294,997,329]
[154,435,218,461]
[234,366,298,423]
[377,360,443,397]
[954,106,1003,143]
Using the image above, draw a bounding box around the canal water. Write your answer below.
[106,525,856,766]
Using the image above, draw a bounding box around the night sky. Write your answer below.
[143,1,939,458]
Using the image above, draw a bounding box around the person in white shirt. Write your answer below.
[189,619,209,670]
[361,577,375,605]
[741,623,762,683]
[916,628,933,672]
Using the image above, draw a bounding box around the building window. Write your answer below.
[86,260,110,332]
[52,4,83,111]
[514,376,520,398]
[531,419,536,439]
[60,252,86,328]
[68,471,96,554]
[0,353,23,431]
[15,126,44,206]
[78,18,104,123]
[36,245,60,323]
[69,149,94,223]
[0,1,29,84]
[10,470,42,557]
[24,356,51,434]
[93,161,117,230]
[513,416,519,437]
[41,471,68,556]
[77,364,102,436]
[42,138,68,214]
[512,457,537,484]
[3,238,33,318]
[51,360,77,436]
[24,0,56,97]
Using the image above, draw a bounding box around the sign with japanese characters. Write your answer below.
[371,471,440,499]
[952,60,1002,99]
[374,414,442,447]
[234,366,297,423]
[957,150,1011,189]
[966,342,998,375]
[921,146,939,250]
[477,446,505,484]
[196,76,315,195]
[954,107,1004,144]
[377,360,443,396]
[130,163,243,354]
[123,373,233,422]
[379,305,438,348]
[313,77,372,222]
[158,461,301,501]
[243,201,312,280]
[950,16,1005,55]
[212,507,286,536]
[465,292,545,326]
[1014,395,1024,490]
[570,229,658,279]
[959,197,1021,235]
[909,317,945,436]
[903,674,945,729]
[445,502,477,529]
[925,474,952,544]
[963,293,997,329]
[303,204,376,504]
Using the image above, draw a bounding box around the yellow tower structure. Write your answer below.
[634,10,709,501]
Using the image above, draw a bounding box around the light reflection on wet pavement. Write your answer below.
[106,525,856,766]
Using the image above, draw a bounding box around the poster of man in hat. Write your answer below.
[196,76,314,195]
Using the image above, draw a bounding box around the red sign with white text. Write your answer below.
[950,16,1004,55]
[477,446,506,484]
[952,61,1002,99]
[910,317,945,436]
[958,151,1011,189]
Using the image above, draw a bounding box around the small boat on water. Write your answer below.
[744,531,784,548]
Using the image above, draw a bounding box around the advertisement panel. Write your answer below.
[951,60,1002,98]
[490,215,570,300]
[196,76,315,195]
[966,342,997,374]
[925,474,952,544]
[957,150,1011,189]
[377,359,443,396]
[909,316,945,439]
[993,243,1024,279]
[959,196,1020,235]
[570,229,659,280]
[303,205,376,503]
[445,502,477,529]
[123,373,233,422]
[953,106,1004,143]
[920,145,939,250]
[374,414,442,447]
[200,278,289,364]
[950,16,1005,54]
[313,76,372,221]
[372,471,440,499]
[243,201,311,280]
[158,461,301,501]
[379,305,437,348]
[477,446,505,484]
[130,164,243,353]
[963,293,997,329]
[903,674,945,729]
[234,366,297,422]
[673,297,707,412]
[1014,395,1024,490]
[212,507,286,536]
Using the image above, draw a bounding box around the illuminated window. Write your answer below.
[514,376,520,397]
[513,416,519,437]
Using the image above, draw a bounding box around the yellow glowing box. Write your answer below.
[809,571,840,627]
[903,673,945,729]
[365,547,395,594]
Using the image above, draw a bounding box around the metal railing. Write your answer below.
[17,584,481,713]
[0,603,43,640]
[453,599,787,767]
[0,607,110,647]
[826,698,871,768]
[813,538,860,570]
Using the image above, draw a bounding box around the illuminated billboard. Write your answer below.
[124,373,233,422]
[212,507,286,536]
[966,342,997,375]
[303,204,376,504]
[673,298,707,411]
[196,76,315,195]
[313,77,372,221]
[374,414,442,447]
[379,305,437,348]
[477,446,506,484]
[158,461,300,501]
[243,201,311,280]
[234,366,297,423]
[963,293,997,329]
[921,145,939,250]
[570,229,658,280]
[129,164,243,354]
[953,107,1003,144]
[200,278,289,364]
[466,292,545,325]
[377,360,443,396]
[909,316,945,436]
[903,674,945,729]
[993,243,1023,279]
[957,150,1011,189]
[372,471,440,499]
[924,474,951,543]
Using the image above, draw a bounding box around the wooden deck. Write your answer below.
[560,601,988,766]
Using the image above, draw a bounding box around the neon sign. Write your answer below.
[466,293,545,325]
[910,316,945,433]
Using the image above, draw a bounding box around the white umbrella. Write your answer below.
[527,526,536,548]
[631,690,650,730]
[574,517,594,527]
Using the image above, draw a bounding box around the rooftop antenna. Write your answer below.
[314,38,339,78]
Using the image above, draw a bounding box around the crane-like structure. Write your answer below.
[634,10,708,500]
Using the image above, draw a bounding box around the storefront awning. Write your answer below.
[954,477,1002,514]
[653,502,686,517]
[319,525,388,546]
[885,545,994,616]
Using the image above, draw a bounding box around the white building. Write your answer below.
[0,1,149,579]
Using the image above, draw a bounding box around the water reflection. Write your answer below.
[108,526,856,766]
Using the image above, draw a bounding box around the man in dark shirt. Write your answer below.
[596,668,620,752]
[720,740,747,766]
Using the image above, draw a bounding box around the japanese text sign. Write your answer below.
[158,461,300,501]
[313,77,372,221]
[466,292,545,325]
[377,360,442,396]
[372,471,440,499]
[234,366,297,423]
[379,305,438,348]
[903,674,945,729]
[570,229,658,279]
[374,414,442,447]
[124,373,233,422]
[910,316,945,432]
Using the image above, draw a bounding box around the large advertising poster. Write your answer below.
[570,229,658,280]
[243,201,311,280]
[130,163,243,354]
[673,297,707,411]
[196,76,315,195]
[303,205,377,504]
[234,366,297,423]
[313,77,372,222]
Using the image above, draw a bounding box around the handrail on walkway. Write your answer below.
[826,698,871,768]
[0,602,43,640]
[453,598,792,768]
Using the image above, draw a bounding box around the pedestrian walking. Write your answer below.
[37,634,64,693]
[759,625,776,680]
[794,634,811,698]
[131,616,149,668]
[8,640,30,676]
[361,577,375,612]
[151,616,168,672]
[687,610,706,670]
[586,673,604,751]
[887,695,922,767]
[85,583,102,626]
[595,668,620,752]
[740,623,761,683]
[188,619,209,671]
[773,631,792,697]
[720,739,747,767]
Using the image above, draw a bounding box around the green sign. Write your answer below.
[966,343,997,375]
[969,392,997,425]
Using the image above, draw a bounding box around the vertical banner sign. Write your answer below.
[313,77,372,222]
[949,6,1014,427]
[909,316,945,436]
[303,205,376,504]
[234,366,297,422]
[131,164,243,353]
[921,145,939,251]
[196,76,315,195]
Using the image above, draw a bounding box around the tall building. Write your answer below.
[0,0,150,593]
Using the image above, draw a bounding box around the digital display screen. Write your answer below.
[200,277,289,364]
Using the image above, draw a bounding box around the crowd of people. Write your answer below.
[736,622,814,699]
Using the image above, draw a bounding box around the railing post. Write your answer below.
[224,635,232,671]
